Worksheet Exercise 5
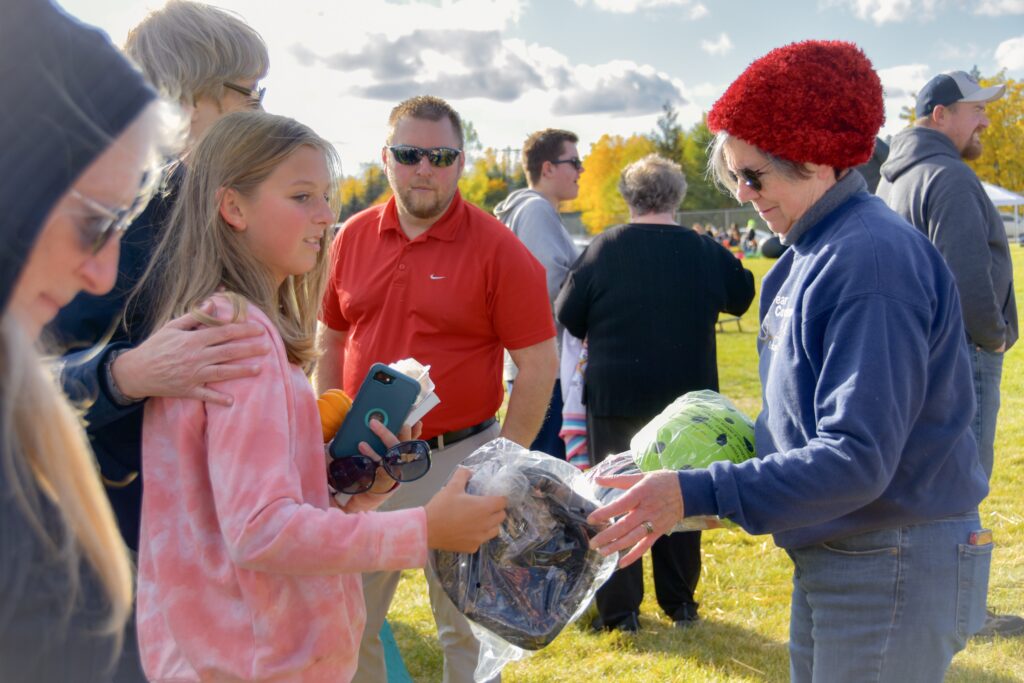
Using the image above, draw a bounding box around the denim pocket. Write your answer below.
[956,542,993,639]
[821,528,899,556]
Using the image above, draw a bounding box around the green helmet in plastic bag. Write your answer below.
[631,390,755,472]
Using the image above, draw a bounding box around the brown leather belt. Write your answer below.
[427,417,497,450]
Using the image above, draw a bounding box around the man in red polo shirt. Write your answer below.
[316,95,557,683]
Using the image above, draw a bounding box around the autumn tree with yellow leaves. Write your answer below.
[568,133,654,233]
[968,74,1024,194]
[458,147,526,214]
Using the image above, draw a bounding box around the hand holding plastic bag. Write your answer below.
[430,439,617,681]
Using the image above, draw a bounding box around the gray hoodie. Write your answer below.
[495,188,579,377]
[494,188,580,305]
[878,126,1017,352]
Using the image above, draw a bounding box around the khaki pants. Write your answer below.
[353,422,502,683]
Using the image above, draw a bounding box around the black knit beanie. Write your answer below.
[0,0,156,313]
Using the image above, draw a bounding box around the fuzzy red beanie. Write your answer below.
[707,40,884,168]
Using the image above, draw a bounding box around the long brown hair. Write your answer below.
[135,111,340,370]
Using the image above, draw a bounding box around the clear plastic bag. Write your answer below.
[430,439,617,681]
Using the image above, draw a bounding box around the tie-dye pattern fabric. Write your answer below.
[137,297,427,682]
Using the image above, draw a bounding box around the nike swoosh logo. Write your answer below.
[430,274,447,280]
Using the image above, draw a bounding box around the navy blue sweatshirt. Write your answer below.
[46,169,180,550]
[679,174,987,549]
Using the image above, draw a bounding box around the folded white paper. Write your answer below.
[388,358,440,428]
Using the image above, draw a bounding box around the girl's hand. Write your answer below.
[357,418,405,494]
[337,488,395,513]
[424,468,506,553]
[331,419,426,512]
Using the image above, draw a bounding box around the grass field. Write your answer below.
[389,248,1024,682]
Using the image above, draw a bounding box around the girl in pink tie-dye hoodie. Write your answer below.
[133,112,506,682]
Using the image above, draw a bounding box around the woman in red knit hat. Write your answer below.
[586,40,990,683]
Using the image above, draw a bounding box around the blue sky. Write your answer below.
[60,0,1024,174]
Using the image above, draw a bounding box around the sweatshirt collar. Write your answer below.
[780,171,867,247]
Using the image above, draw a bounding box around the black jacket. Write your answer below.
[1,0,155,680]
[555,223,755,418]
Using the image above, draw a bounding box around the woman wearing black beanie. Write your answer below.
[0,1,171,680]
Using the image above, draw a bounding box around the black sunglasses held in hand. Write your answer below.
[327,439,432,495]
[388,145,462,168]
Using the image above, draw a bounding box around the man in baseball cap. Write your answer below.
[879,71,1019,638]
[915,70,1006,118]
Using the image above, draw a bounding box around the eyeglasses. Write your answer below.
[728,161,772,193]
[223,81,266,107]
[68,187,148,255]
[551,157,583,171]
[387,145,462,168]
[327,439,432,495]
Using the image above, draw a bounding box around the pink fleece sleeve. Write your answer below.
[203,307,427,575]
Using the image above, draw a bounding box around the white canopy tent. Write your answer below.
[982,181,1024,239]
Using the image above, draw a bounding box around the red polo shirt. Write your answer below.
[320,191,555,439]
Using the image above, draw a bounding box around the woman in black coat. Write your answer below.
[0,1,170,680]
[556,153,755,632]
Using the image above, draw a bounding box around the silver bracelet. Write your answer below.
[104,348,144,406]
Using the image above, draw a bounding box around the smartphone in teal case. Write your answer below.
[328,363,420,459]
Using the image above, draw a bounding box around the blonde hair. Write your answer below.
[137,111,339,370]
[0,317,132,634]
[125,0,268,105]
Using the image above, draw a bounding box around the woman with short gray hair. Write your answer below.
[618,153,688,216]
[555,154,754,634]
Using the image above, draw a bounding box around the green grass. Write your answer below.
[389,250,1024,682]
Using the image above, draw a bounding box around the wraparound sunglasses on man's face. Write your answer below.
[387,145,462,168]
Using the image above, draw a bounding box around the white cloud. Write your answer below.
[876,63,932,137]
[689,82,725,99]
[552,60,688,116]
[877,63,932,99]
[574,0,698,13]
[934,40,983,62]
[689,3,709,18]
[700,33,733,55]
[295,29,687,118]
[995,35,1024,69]
[974,0,1024,16]
[825,0,943,24]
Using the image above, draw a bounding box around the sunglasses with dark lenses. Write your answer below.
[728,162,771,193]
[388,145,462,168]
[327,439,432,495]
[68,187,150,255]
[551,157,583,171]
[223,81,266,107]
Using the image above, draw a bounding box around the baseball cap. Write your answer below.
[916,71,1006,117]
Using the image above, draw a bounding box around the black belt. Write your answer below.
[428,417,497,450]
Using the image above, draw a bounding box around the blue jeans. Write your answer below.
[786,512,990,683]
[968,345,1003,480]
